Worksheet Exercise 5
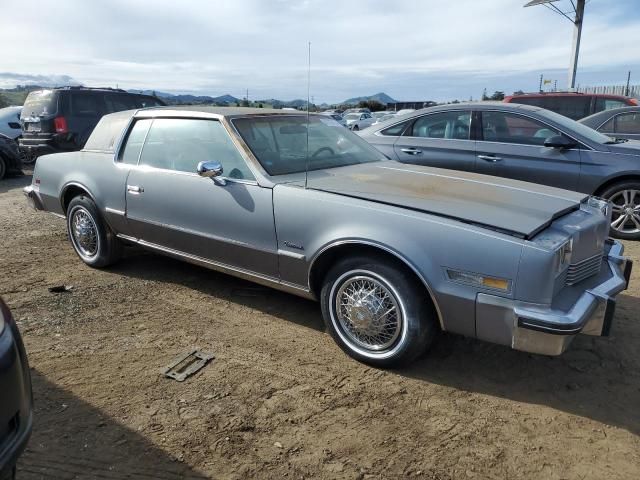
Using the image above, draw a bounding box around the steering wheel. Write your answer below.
[311,147,335,157]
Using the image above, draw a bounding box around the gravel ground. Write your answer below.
[1,174,639,479]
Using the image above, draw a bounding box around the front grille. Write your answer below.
[565,253,603,286]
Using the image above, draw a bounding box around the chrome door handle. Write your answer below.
[127,185,144,194]
[477,155,503,162]
[401,148,423,155]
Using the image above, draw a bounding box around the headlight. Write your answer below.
[554,239,573,273]
[587,196,610,216]
[445,269,511,292]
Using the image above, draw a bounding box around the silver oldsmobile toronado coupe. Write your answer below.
[24,107,633,367]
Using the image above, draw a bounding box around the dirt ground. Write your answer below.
[1,174,639,480]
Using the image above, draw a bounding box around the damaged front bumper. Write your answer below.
[477,239,632,356]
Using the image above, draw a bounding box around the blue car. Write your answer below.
[0,299,32,479]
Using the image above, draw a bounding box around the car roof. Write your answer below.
[579,106,640,125]
[134,105,308,118]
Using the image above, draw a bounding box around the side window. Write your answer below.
[596,98,628,112]
[553,97,591,120]
[70,93,102,117]
[139,118,254,179]
[380,120,410,136]
[481,112,561,146]
[616,113,640,134]
[119,119,152,164]
[598,117,615,133]
[105,94,139,113]
[409,111,471,140]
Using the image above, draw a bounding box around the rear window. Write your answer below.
[21,90,58,117]
[83,113,132,152]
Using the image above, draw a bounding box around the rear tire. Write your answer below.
[66,196,122,267]
[320,255,438,368]
[600,181,640,240]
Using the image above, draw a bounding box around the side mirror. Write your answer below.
[8,122,20,129]
[544,135,577,150]
[197,161,225,185]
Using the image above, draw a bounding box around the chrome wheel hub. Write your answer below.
[335,275,402,351]
[610,189,640,234]
[71,208,99,258]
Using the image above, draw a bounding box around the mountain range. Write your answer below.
[130,90,397,107]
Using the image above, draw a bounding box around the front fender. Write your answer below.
[273,185,525,338]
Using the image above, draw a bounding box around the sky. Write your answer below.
[1,0,639,104]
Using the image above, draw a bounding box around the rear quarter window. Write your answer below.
[83,114,132,152]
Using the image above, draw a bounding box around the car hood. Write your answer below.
[605,139,640,155]
[304,161,587,239]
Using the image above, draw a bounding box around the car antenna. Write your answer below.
[304,41,311,189]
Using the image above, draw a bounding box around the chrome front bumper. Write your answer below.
[477,240,632,356]
[23,185,44,211]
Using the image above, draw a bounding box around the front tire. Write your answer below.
[600,181,640,240]
[352,125,359,131]
[66,196,122,267]
[0,156,6,180]
[320,256,438,368]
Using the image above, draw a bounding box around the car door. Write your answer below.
[474,110,581,191]
[124,117,279,278]
[392,110,476,171]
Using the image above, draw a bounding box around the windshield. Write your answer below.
[344,113,360,120]
[233,115,386,175]
[21,90,58,117]
[541,109,614,144]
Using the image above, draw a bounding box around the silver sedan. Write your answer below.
[24,107,632,367]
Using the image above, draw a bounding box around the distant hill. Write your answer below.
[128,90,240,105]
[342,92,397,105]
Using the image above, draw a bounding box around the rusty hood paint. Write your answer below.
[304,161,588,239]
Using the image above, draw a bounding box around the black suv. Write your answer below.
[19,87,165,161]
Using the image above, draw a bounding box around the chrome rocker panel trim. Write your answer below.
[116,234,314,300]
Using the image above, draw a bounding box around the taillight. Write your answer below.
[54,116,68,134]
[630,98,639,106]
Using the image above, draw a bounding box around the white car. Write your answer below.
[395,109,415,116]
[343,112,375,131]
[0,107,22,140]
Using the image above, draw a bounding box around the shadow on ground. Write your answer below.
[0,174,31,195]
[112,249,324,333]
[112,246,639,437]
[404,292,640,436]
[18,370,207,479]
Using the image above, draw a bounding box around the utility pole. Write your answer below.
[525,0,586,90]
[539,74,543,93]
[625,71,631,96]
[567,0,585,90]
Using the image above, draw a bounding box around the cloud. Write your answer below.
[0,73,81,89]
[0,0,638,102]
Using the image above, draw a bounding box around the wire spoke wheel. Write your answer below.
[334,274,402,352]
[70,207,99,259]
[609,189,640,234]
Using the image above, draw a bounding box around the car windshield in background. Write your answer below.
[541,109,615,144]
[344,113,360,120]
[21,90,57,117]
[233,115,386,175]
